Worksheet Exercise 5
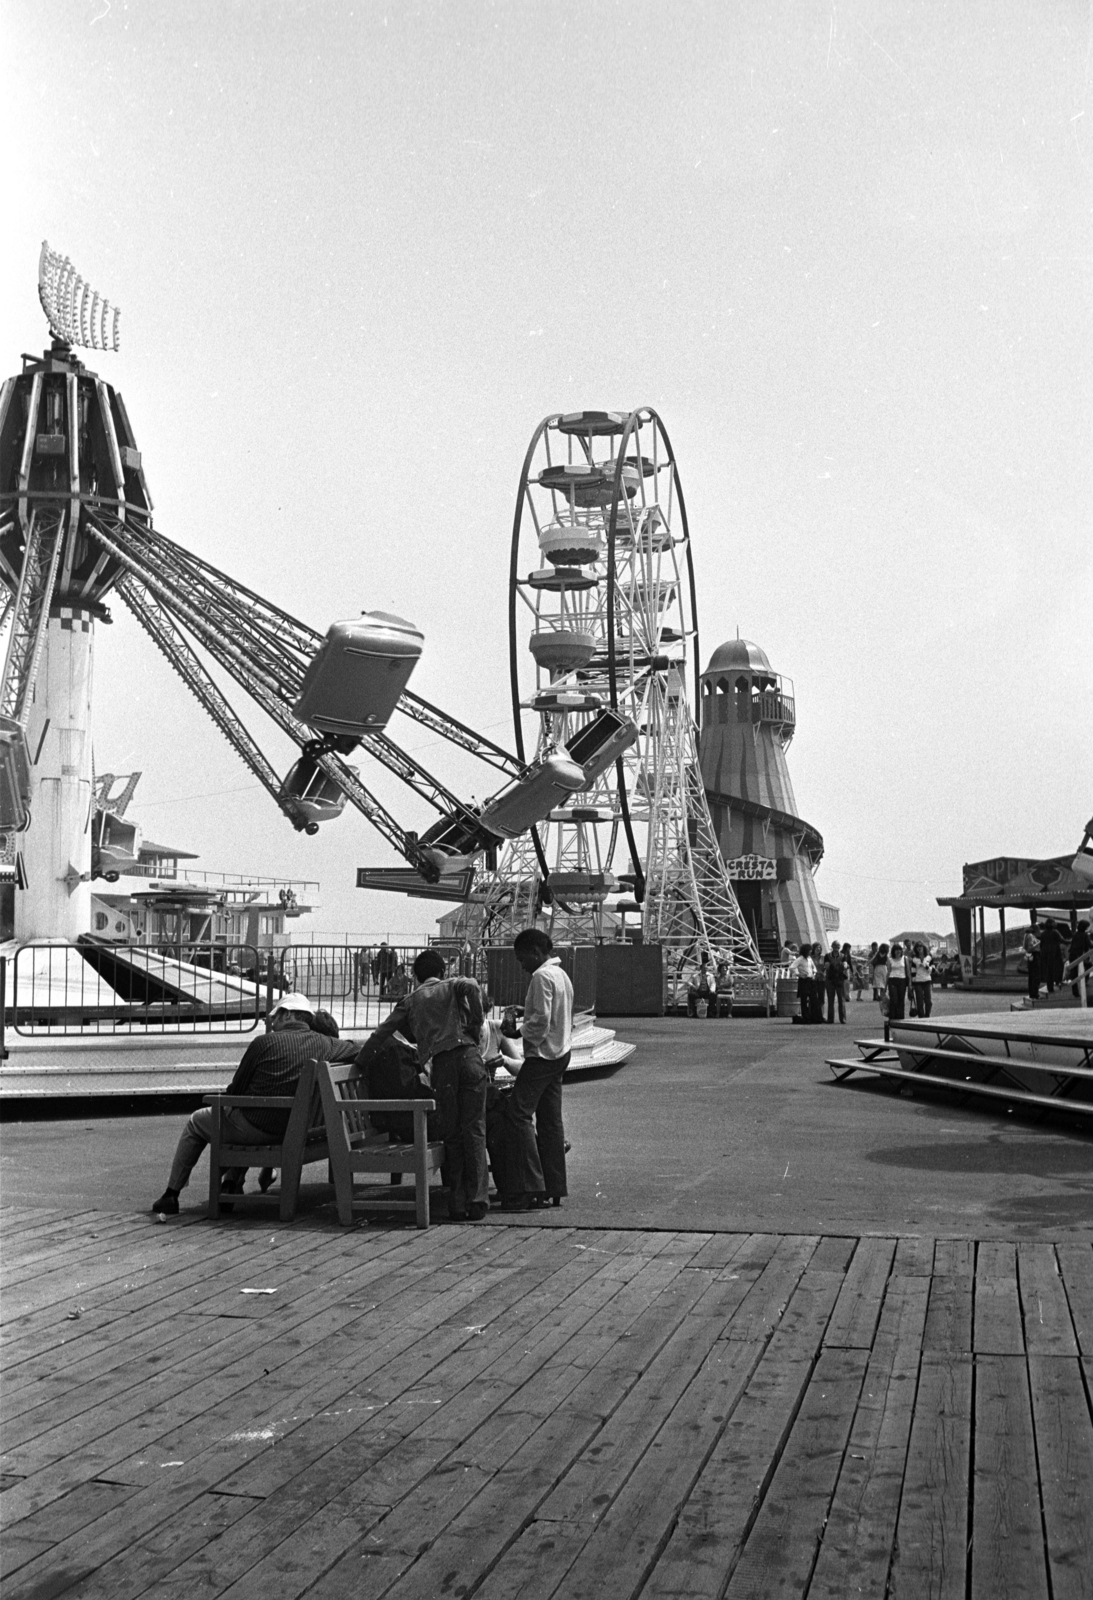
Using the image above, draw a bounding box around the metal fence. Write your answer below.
[0,938,776,1042]
[4,941,268,1035]
[275,944,479,1033]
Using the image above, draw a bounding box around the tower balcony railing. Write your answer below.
[752,690,795,727]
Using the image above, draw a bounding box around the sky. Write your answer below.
[1,0,1090,945]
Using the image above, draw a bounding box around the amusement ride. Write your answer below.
[0,246,760,986]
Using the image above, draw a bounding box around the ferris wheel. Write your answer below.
[477,408,762,976]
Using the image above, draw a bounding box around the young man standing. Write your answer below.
[358,950,489,1221]
[500,928,574,1211]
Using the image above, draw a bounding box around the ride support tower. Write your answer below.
[478,407,762,976]
[0,253,137,938]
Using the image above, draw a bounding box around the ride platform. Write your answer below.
[0,1016,634,1102]
[826,1008,1093,1122]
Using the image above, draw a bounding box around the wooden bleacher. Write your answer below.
[827,1009,1093,1119]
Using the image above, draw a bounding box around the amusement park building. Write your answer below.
[698,638,834,954]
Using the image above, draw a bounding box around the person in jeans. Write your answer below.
[824,945,848,1024]
[151,993,356,1215]
[357,949,489,1221]
[887,943,909,1022]
[910,943,934,1018]
[499,928,574,1211]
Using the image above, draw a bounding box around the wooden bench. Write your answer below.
[206,1058,334,1222]
[320,1060,444,1229]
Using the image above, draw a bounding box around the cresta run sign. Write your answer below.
[727,854,778,881]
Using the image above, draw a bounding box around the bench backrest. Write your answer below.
[320,1060,437,1150]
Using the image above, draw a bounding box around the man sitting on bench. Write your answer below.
[151,992,357,1215]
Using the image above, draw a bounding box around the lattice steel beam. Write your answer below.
[118,574,287,811]
[0,507,66,728]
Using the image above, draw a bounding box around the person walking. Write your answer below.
[910,942,934,1018]
[1038,919,1065,994]
[887,943,909,1022]
[824,945,848,1024]
[499,928,574,1210]
[357,949,489,1221]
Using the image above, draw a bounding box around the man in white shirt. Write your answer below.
[499,928,574,1211]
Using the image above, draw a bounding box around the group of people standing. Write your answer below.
[1022,918,1090,1001]
[153,927,574,1222]
[785,939,936,1025]
[787,941,855,1024]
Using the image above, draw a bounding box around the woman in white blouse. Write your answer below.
[887,943,909,1021]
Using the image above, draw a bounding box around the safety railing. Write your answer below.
[275,943,481,1033]
[5,941,269,1035]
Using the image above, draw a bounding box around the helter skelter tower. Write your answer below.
[477,408,762,977]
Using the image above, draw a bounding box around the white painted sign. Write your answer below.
[727,854,778,881]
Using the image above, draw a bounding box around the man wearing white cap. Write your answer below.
[151,992,356,1215]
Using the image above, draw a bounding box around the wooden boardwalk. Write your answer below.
[2,1206,1092,1599]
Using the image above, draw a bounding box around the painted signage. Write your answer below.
[726,854,778,881]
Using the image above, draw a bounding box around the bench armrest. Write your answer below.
[205,1093,296,1109]
[348,1098,436,1111]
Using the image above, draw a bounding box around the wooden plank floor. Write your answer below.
[2,1207,1092,1599]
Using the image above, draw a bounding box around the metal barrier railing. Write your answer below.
[6,941,268,1035]
[276,944,480,1033]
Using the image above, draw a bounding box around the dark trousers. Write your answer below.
[825,980,846,1023]
[431,1044,488,1213]
[503,1051,570,1200]
[1027,954,1041,999]
[798,978,821,1023]
[888,978,908,1022]
[912,982,932,1018]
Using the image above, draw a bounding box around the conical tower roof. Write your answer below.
[703,638,772,676]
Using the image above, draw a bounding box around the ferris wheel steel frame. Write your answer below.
[481,406,760,972]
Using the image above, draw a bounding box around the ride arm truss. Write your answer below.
[117,573,288,811]
[0,507,66,728]
[85,509,511,874]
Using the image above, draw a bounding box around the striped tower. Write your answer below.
[697,639,830,952]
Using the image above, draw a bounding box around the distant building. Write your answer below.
[89,836,318,950]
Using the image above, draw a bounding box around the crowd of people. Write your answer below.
[782,938,940,1024]
[152,927,574,1222]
